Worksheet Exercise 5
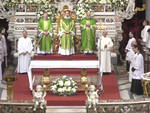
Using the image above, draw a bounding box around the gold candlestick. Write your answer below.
[42,69,50,91]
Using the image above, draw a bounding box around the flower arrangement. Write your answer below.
[74,0,107,20]
[36,4,57,22]
[74,2,90,20]
[4,0,58,21]
[109,0,128,10]
[4,0,54,7]
[50,76,78,96]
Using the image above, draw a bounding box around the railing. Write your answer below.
[86,100,150,113]
[0,101,46,113]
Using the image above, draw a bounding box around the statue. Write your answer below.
[126,0,135,12]
[32,85,47,111]
[86,85,99,111]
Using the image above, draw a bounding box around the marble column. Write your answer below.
[146,0,150,22]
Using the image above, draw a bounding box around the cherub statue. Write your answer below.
[32,85,47,111]
[86,85,99,111]
[126,0,135,12]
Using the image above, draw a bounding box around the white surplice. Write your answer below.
[0,37,7,83]
[125,37,136,61]
[128,49,136,82]
[141,25,150,48]
[17,37,33,73]
[98,36,113,73]
[132,53,144,80]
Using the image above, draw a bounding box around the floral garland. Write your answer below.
[4,0,54,7]
[73,0,111,20]
[50,76,78,96]
[4,0,58,21]
[74,0,129,20]
[36,4,57,22]
[73,2,90,20]
[109,0,128,10]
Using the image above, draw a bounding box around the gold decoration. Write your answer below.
[142,79,150,98]
[3,75,17,101]
[135,4,146,12]
[42,69,50,91]
[97,24,104,30]
[78,69,88,91]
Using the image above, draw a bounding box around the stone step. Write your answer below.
[46,106,86,113]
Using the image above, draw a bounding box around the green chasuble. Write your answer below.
[59,18,75,50]
[38,18,53,52]
[80,18,96,52]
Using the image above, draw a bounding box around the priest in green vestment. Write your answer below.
[38,12,53,54]
[80,12,96,54]
[58,10,75,55]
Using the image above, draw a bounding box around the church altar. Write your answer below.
[28,60,99,90]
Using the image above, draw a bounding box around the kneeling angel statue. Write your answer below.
[32,85,47,111]
[86,85,99,111]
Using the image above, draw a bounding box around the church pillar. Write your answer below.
[146,0,150,22]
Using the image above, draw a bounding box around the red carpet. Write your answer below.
[33,54,98,60]
[13,73,120,106]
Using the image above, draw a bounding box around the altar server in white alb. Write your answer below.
[0,33,7,83]
[128,42,136,82]
[98,30,113,73]
[141,20,150,48]
[130,45,144,95]
[17,30,33,74]
[125,31,136,71]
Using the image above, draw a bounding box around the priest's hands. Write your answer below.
[86,24,90,27]
[44,32,49,36]
[23,51,28,55]
[131,67,136,72]
[104,45,107,48]
[65,31,70,34]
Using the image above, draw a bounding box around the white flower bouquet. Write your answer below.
[50,76,78,96]
[36,4,57,22]
[74,0,103,20]
[109,0,128,10]
[74,2,90,20]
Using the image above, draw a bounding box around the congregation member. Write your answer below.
[38,12,53,55]
[0,28,7,74]
[98,30,113,73]
[58,10,75,55]
[141,20,150,48]
[17,30,33,74]
[125,31,136,72]
[130,45,144,95]
[80,11,96,54]
[0,33,7,84]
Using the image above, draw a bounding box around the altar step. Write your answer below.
[33,54,98,61]
[46,106,86,113]
[32,68,98,76]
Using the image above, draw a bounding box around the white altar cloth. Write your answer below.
[28,60,99,90]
